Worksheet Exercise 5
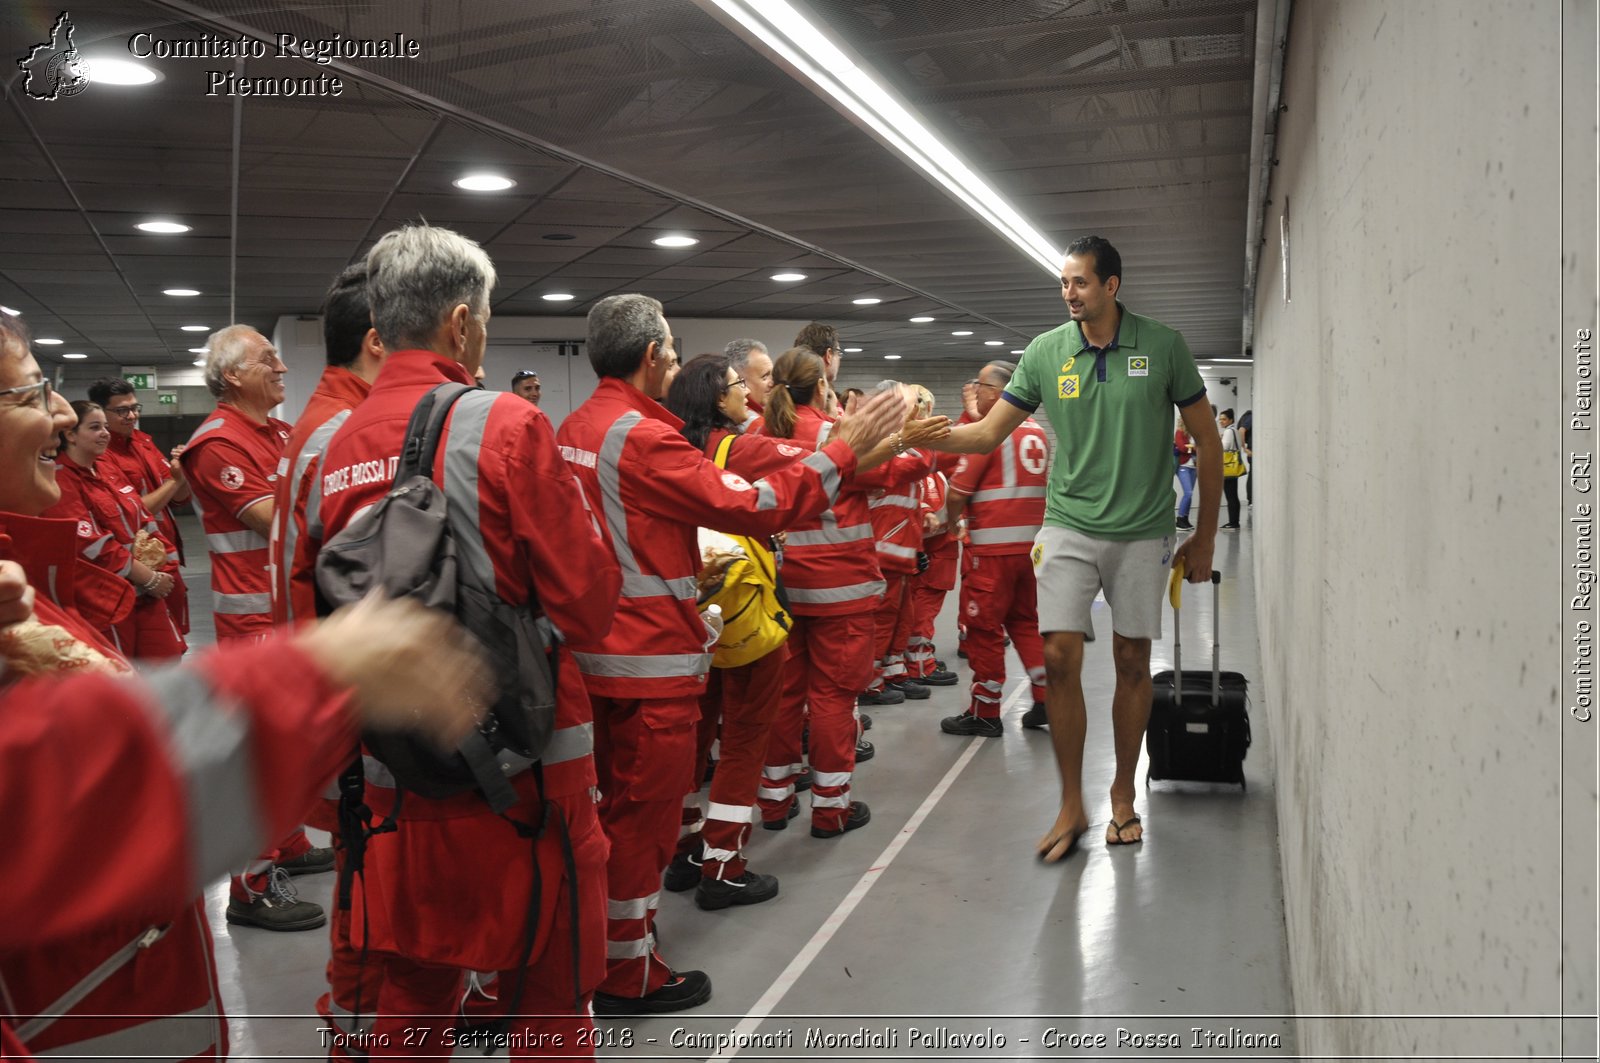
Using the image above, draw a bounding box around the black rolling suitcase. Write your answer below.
[1146,569,1251,789]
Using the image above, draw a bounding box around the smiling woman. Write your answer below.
[0,310,498,1063]
[41,398,187,662]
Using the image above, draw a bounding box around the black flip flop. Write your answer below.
[1106,815,1143,846]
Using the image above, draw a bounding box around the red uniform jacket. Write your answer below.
[270,366,370,627]
[867,449,935,576]
[313,350,620,970]
[755,405,925,615]
[183,404,289,640]
[0,518,353,1063]
[949,417,1050,555]
[103,428,186,564]
[557,379,857,697]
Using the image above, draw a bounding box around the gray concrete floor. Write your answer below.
[176,509,1294,1059]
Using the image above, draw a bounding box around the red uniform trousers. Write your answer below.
[961,552,1046,717]
[337,795,607,1060]
[215,630,315,901]
[906,546,958,678]
[316,863,385,1049]
[677,646,787,879]
[111,594,187,662]
[866,575,914,691]
[758,613,873,832]
[592,694,700,997]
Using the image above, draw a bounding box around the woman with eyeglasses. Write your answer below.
[43,400,186,660]
[0,315,492,1062]
[661,353,803,909]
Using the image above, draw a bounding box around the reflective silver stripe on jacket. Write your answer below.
[784,579,886,604]
[80,531,112,561]
[786,523,872,546]
[293,409,352,554]
[969,485,1047,502]
[573,651,711,679]
[876,541,918,560]
[139,668,265,899]
[868,494,918,509]
[543,722,593,766]
[800,449,843,502]
[967,525,1042,545]
[594,411,697,601]
[188,417,226,443]
[33,1001,222,1060]
[207,530,263,554]
[214,591,271,614]
[438,389,502,595]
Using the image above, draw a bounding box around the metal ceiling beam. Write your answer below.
[913,57,1255,105]
[858,2,1256,54]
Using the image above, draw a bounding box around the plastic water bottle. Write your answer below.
[702,604,724,649]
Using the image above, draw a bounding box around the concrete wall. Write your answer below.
[1251,1,1579,1055]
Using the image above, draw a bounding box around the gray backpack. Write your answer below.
[314,382,557,812]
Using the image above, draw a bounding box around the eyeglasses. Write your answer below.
[511,371,538,382]
[0,378,52,409]
[107,404,143,417]
[965,379,1001,391]
[722,378,750,393]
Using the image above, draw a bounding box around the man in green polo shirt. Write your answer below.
[931,235,1221,862]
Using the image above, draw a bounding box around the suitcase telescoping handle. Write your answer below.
[1171,568,1223,707]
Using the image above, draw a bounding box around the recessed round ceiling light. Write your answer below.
[883,354,902,360]
[0,306,19,316]
[91,58,160,85]
[163,288,200,297]
[951,330,973,336]
[1011,349,1025,355]
[852,297,882,305]
[843,347,863,353]
[909,316,935,323]
[454,173,515,192]
[652,234,699,248]
[541,293,575,302]
[193,359,206,366]
[771,272,807,282]
[984,340,1005,347]
[137,220,190,234]
[34,338,63,345]
[188,347,208,354]
[542,232,576,240]
[180,324,209,332]
[63,353,88,360]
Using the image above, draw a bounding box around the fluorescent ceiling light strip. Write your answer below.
[711,0,1060,274]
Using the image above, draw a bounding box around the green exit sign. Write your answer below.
[127,373,154,390]
[157,392,178,406]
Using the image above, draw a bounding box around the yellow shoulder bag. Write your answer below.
[699,433,793,668]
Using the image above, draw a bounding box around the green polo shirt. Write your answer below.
[1004,304,1207,541]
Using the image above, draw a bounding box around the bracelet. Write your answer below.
[140,571,164,592]
[888,432,905,454]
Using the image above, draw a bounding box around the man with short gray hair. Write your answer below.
[312,222,621,1051]
[182,326,330,929]
[724,338,773,427]
[558,293,907,1014]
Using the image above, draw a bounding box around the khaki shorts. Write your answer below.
[1030,525,1173,640]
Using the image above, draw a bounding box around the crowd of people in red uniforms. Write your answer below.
[0,221,1063,1060]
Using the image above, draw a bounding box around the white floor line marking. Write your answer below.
[707,680,1031,1062]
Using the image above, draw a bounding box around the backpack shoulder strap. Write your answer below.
[399,382,475,481]
[712,432,737,469]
